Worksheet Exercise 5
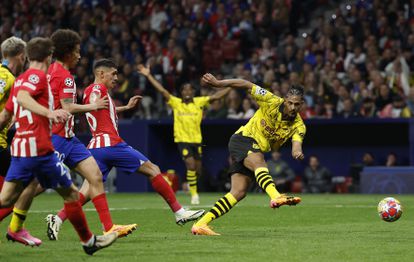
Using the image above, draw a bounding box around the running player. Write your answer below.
[84,58,204,225]
[192,73,304,235]
[137,64,230,205]
[44,29,137,241]
[0,37,117,255]
[0,36,45,245]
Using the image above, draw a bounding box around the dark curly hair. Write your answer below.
[286,84,304,98]
[50,29,81,61]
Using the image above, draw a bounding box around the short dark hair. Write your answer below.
[286,84,304,98]
[51,29,81,61]
[93,58,117,72]
[26,37,53,62]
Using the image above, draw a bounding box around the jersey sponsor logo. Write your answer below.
[255,87,267,96]
[63,88,74,94]
[64,77,74,87]
[28,74,40,84]
[0,78,6,94]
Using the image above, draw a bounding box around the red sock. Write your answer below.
[0,176,5,191]
[57,192,86,222]
[64,200,93,243]
[151,174,182,212]
[92,193,113,231]
[0,207,13,221]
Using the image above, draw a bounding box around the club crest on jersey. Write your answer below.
[64,77,74,87]
[255,86,267,96]
[28,74,40,84]
[0,78,6,94]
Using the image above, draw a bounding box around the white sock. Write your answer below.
[175,208,186,216]
[82,235,95,247]
[55,215,63,224]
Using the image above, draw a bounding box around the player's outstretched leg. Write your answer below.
[46,156,137,240]
[192,174,249,236]
[55,185,117,255]
[140,161,205,225]
[253,167,301,208]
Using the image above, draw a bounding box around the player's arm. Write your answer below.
[291,140,304,160]
[202,73,254,92]
[137,64,171,101]
[16,90,70,123]
[0,109,12,130]
[209,87,231,102]
[60,96,108,114]
[116,95,142,113]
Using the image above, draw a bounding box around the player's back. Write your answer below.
[5,68,54,156]
[83,83,123,148]
[48,62,76,138]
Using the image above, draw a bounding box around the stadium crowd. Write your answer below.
[1,0,414,124]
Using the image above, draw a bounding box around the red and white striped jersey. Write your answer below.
[83,83,123,149]
[5,68,54,157]
[48,62,75,138]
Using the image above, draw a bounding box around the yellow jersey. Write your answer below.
[167,95,210,143]
[0,65,15,149]
[235,84,306,153]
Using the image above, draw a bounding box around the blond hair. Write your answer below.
[1,36,26,59]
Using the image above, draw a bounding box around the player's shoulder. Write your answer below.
[85,83,107,95]
[21,68,47,84]
[48,63,74,82]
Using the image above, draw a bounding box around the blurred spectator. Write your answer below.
[206,98,228,119]
[378,95,412,118]
[267,151,296,193]
[240,98,256,119]
[385,153,398,167]
[0,0,412,124]
[303,155,332,193]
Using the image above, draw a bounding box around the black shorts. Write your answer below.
[0,147,11,177]
[228,134,261,178]
[177,143,202,160]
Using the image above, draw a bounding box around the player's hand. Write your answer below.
[126,95,142,109]
[94,95,109,110]
[202,73,220,87]
[48,109,71,123]
[292,150,304,160]
[137,64,150,77]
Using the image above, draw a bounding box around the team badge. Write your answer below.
[0,78,6,94]
[64,77,74,87]
[255,87,267,96]
[28,74,40,84]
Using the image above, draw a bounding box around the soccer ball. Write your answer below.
[377,197,403,222]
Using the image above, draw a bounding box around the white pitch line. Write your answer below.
[27,204,375,214]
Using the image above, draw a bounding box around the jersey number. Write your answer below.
[12,96,33,128]
[85,112,97,131]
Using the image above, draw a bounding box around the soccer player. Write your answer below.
[45,29,137,241]
[0,36,44,245]
[191,73,304,236]
[0,37,117,255]
[137,64,230,205]
[83,58,204,225]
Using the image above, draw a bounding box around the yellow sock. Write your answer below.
[187,170,198,197]
[195,193,237,226]
[254,167,281,199]
[9,207,27,233]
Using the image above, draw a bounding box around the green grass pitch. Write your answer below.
[0,193,413,262]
